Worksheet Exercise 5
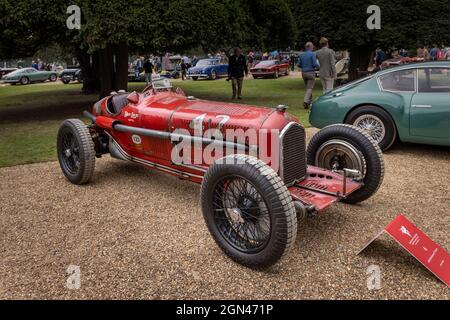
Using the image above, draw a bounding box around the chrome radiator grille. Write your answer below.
[280,123,307,186]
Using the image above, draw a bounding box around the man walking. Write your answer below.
[227,47,248,99]
[298,42,319,109]
[316,37,336,93]
[143,57,154,85]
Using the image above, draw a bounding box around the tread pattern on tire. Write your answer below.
[307,124,384,204]
[57,119,96,185]
[201,154,297,268]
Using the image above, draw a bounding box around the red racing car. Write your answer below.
[57,78,384,268]
[250,60,290,79]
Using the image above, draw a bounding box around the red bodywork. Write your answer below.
[90,89,360,213]
[250,60,290,78]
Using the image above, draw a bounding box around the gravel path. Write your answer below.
[0,129,449,299]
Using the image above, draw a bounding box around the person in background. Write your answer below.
[375,48,386,68]
[143,57,154,85]
[180,60,187,81]
[429,45,438,61]
[298,42,319,109]
[31,60,38,69]
[227,47,248,100]
[37,59,44,70]
[192,55,198,67]
[315,37,337,93]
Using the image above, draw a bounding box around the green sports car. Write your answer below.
[310,61,450,151]
[1,67,57,85]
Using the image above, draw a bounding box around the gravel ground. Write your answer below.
[0,128,449,300]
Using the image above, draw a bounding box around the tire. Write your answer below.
[57,119,96,185]
[252,75,259,79]
[285,68,290,76]
[201,155,297,268]
[192,76,198,81]
[274,70,279,78]
[20,76,29,85]
[209,70,217,80]
[345,106,397,151]
[49,74,57,82]
[61,79,70,84]
[307,124,384,204]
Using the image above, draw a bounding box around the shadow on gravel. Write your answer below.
[359,239,441,284]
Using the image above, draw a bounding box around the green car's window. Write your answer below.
[418,68,450,92]
[379,69,415,92]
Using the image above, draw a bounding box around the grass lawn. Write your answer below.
[0,77,322,167]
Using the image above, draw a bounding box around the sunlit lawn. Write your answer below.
[0,77,323,167]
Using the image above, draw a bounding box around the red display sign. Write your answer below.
[358,214,450,287]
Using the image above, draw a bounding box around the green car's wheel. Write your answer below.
[49,74,57,82]
[20,76,29,85]
[346,106,397,151]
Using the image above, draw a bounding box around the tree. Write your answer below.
[288,0,450,80]
[1,0,297,96]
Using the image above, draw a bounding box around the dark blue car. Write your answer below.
[187,58,228,80]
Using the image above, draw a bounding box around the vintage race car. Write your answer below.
[57,78,384,268]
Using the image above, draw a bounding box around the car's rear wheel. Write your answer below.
[209,70,217,80]
[307,124,384,204]
[346,106,397,151]
[201,155,297,268]
[57,119,95,185]
[20,76,29,85]
[285,68,290,76]
[192,76,198,81]
[62,79,70,84]
[49,74,57,82]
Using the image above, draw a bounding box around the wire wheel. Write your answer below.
[353,114,386,144]
[60,131,80,175]
[212,175,271,253]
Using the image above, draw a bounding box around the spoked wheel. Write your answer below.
[346,106,397,151]
[210,70,217,80]
[57,119,95,185]
[213,176,271,254]
[201,155,297,268]
[49,74,57,82]
[307,124,384,204]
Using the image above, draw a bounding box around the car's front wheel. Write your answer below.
[346,106,397,151]
[201,155,297,268]
[307,124,384,204]
[57,119,96,185]
[192,76,198,81]
[209,70,217,80]
[49,74,57,82]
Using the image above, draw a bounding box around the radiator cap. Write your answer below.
[276,104,288,112]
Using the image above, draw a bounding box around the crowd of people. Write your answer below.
[30,59,58,72]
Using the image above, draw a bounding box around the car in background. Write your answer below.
[60,66,82,84]
[0,68,18,78]
[187,58,228,80]
[1,67,57,85]
[250,60,290,79]
[309,61,450,151]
